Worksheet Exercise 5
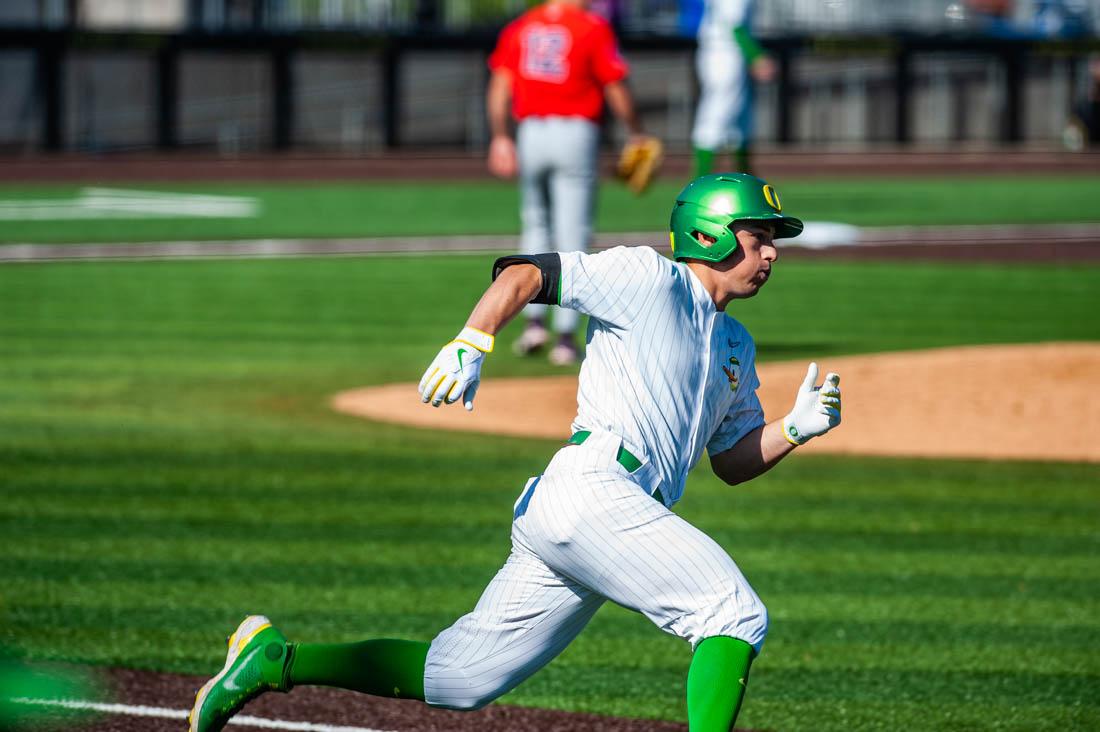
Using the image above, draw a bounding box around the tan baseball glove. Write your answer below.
[617,135,663,195]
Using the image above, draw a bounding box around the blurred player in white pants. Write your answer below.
[693,0,776,177]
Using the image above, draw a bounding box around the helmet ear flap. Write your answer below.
[692,218,730,242]
[691,217,739,261]
[670,203,740,262]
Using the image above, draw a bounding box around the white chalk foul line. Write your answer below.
[11,697,394,732]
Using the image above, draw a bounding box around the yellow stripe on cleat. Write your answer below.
[234,622,271,654]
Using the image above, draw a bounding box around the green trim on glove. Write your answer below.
[456,325,494,353]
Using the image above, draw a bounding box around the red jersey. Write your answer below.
[488,2,629,123]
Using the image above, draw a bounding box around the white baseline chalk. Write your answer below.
[11,697,393,732]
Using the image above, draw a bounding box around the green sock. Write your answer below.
[686,636,755,731]
[734,147,752,175]
[694,147,715,177]
[288,639,429,701]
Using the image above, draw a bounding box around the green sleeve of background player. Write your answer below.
[732,26,764,63]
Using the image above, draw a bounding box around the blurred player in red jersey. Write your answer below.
[486,0,647,366]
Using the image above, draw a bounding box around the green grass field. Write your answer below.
[2,250,1099,731]
[2,175,1100,243]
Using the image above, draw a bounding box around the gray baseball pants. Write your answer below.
[516,116,599,335]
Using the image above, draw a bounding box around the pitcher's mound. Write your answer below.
[333,342,1100,463]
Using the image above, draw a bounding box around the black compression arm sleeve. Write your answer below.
[491,253,561,305]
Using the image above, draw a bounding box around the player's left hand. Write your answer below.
[751,55,778,83]
[418,327,495,411]
[781,362,841,445]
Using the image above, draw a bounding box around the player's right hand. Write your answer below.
[418,327,495,411]
[781,362,841,445]
[487,135,517,179]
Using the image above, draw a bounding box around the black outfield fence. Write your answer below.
[2,26,1098,152]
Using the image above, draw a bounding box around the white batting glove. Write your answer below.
[781,362,841,445]
[418,326,495,411]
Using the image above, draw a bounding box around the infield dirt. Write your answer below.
[56,667,692,732]
[333,342,1100,464]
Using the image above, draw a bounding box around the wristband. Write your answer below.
[455,326,495,353]
[781,416,806,446]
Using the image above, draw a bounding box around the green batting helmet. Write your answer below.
[669,173,803,263]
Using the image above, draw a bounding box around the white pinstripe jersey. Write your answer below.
[558,245,765,506]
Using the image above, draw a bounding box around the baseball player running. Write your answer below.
[188,173,842,732]
[487,0,650,366]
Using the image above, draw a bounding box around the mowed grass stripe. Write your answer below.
[746,699,1100,732]
[8,459,1100,535]
[4,541,1097,595]
[4,511,1097,558]
[8,454,1099,513]
[8,581,498,618]
[0,516,507,545]
[3,605,463,639]
[770,619,1099,651]
[7,602,1098,674]
[3,258,1100,367]
[8,468,1100,513]
[8,577,1097,630]
[3,483,1097,538]
[534,660,1100,704]
[5,454,1098,538]
[542,629,1100,673]
[749,667,1099,707]
[6,533,1098,585]
[4,556,1099,602]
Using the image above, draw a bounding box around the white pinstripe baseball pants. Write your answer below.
[424,434,768,710]
[692,46,751,151]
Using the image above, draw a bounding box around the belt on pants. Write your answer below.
[567,431,666,506]
[568,430,642,472]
